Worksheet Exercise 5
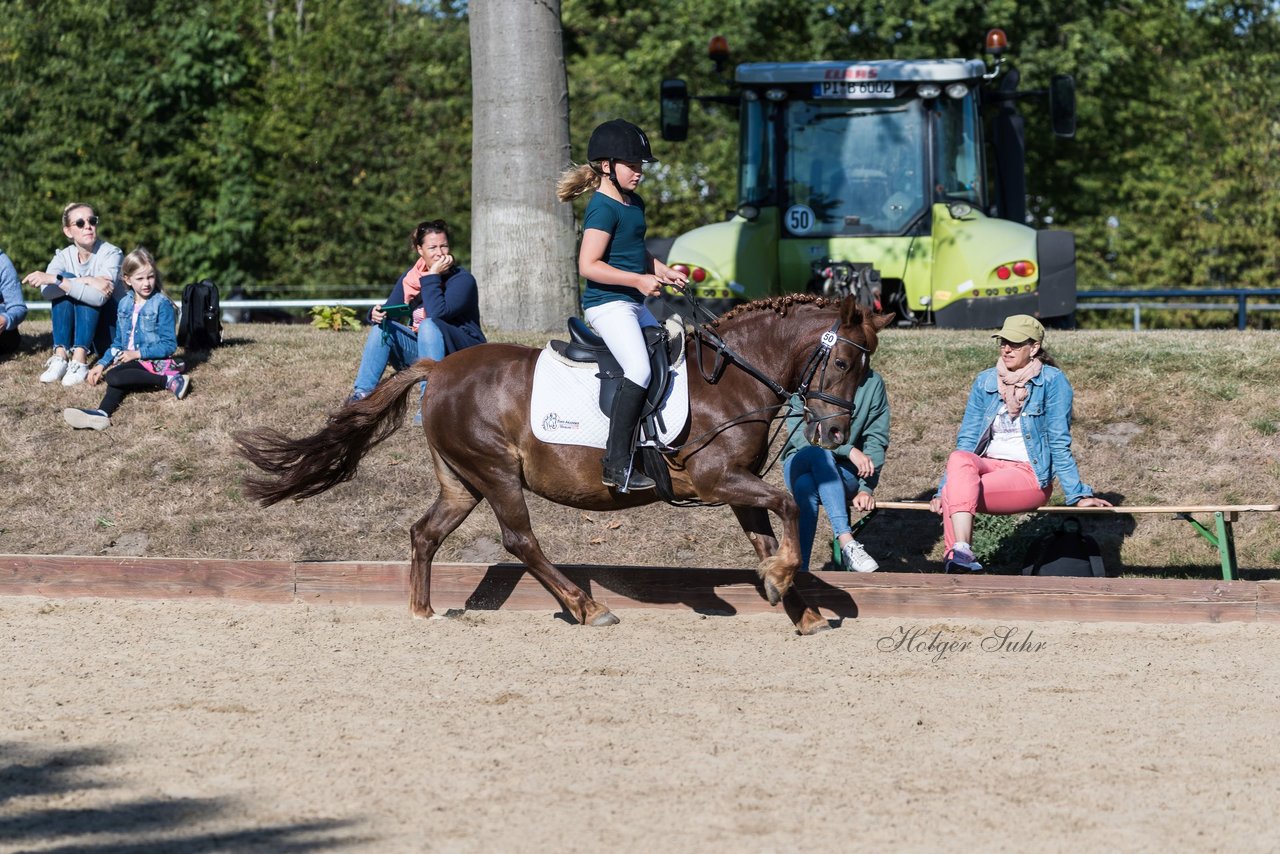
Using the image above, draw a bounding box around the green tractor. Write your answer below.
[656,30,1077,327]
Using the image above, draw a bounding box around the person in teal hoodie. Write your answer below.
[781,369,891,572]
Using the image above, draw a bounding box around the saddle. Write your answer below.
[550,316,685,434]
[546,316,687,501]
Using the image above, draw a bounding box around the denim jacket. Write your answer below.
[99,292,177,367]
[0,250,26,331]
[937,364,1094,504]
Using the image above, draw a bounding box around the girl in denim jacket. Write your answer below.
[64,247,189,430]
[930,315,1110,572]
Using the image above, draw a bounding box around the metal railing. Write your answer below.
[1076,288,1280,331]
[21,288,1280,330]
[23,298,383,312]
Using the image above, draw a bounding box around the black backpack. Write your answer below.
[1021,517,1107,577]
[178,279,223,350]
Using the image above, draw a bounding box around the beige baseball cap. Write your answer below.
[992,315,1045,344]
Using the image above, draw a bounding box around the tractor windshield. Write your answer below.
[738,94,775,208]
[929,91,984,209]
[772,91,983,237]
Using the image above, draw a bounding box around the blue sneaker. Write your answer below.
[944,546,983,573]
[345,390,369,406]
[166,374,191,400]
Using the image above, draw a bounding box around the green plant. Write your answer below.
[972,513,1064,573]
[310,305,362,332]
[971,513,1020,566]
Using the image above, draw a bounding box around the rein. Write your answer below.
[680,287,863,408]
[649,290,871,488]
[692,315,866,413]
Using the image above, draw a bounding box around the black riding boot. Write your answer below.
[601,379,655,492]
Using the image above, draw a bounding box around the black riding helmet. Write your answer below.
[587,119,658,164]
[587,119,657,197]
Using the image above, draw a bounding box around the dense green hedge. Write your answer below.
[2,0,1276,308]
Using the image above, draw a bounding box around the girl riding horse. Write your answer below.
[556,120,689,492]
[236,295,891,635]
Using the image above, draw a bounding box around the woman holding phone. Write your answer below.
[347,219,485,411]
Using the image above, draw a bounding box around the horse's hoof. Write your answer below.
[763,579,782,606]
[588,610,620,627]
[410,605,435,620]
[796,616,833,636]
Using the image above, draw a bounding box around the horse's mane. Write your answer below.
[705,293,887,356]
[705,293,837,327]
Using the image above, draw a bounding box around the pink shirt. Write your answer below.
[127,299,145,350]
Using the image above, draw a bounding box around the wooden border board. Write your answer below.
[1,554,294,602]
[2,554,1277,625]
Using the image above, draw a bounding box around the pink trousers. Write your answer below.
[940,451,1053,549]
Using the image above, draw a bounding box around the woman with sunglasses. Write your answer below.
[929,314,1111,572]
[23,202,123,386]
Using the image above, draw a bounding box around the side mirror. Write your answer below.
[660,78,689,142]
[1049,74,1076,139]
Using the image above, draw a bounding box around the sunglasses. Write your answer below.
[71,216,100,228]
[998,338,1032,349]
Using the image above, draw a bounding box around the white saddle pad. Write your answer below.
[530,344,690,450]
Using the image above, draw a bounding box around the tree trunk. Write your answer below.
[469,0,577,333]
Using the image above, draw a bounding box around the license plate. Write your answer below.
[813,80,895,99]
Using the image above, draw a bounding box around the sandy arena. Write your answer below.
[3,596,1279,851]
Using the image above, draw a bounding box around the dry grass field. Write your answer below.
[1,318,1277,576]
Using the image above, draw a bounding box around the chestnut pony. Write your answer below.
[236,295,891,634]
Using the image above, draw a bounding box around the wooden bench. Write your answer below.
[840,501,1280,580]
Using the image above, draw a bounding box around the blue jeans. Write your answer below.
[94,292,120,356]
[352,318,446,396]
[50,296,101,353]
[783,445,862,571]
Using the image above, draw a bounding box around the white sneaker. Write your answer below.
[61,360,90,386]
[63,408,111,430]
[39,355,68,383]
[840,539,879,572]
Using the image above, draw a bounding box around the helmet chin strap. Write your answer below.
[607,159,627,197]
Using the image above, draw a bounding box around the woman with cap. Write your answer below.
[929,314,1111,572]
[556,119,688,492]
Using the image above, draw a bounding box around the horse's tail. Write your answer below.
[234,361,436,506]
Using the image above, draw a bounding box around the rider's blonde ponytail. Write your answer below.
[556,163,601,202]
